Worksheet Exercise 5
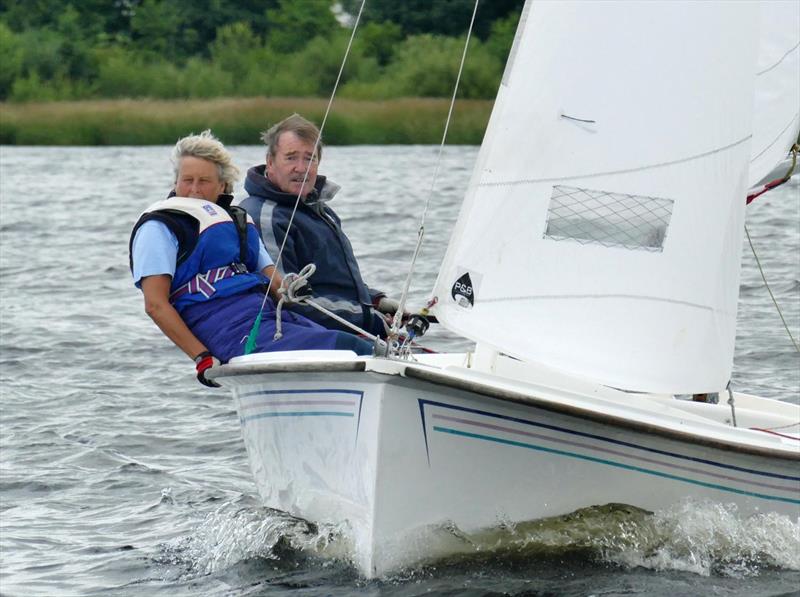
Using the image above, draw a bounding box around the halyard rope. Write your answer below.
[389,0,482,340]
[244,0,368,354]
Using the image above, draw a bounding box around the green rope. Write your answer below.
[745,225,799,353]
[244,311,263,355]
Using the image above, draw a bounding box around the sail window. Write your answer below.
[543,185,673,251]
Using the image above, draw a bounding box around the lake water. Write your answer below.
[1,145,798,596]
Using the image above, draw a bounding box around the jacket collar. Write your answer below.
[245,165,340,207]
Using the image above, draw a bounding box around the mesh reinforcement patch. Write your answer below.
[543,185,674,251]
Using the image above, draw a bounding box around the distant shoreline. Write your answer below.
[0,97,492,146]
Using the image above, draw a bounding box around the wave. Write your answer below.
[158,499,799,583]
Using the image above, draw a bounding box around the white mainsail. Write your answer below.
[750,0,800,186]
[432,1,767,394]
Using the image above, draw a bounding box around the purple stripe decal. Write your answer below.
[239,399,356,413]
[432,413,798,494]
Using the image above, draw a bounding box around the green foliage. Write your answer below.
[10,71,55,102]
[9,71,95,101]
[0,0,522,106]
[210,21,264,81]
[93,47,181,98]
[16,27,65,81]
[341,0,524,39]
[341,34,502,100]
[287,32,379,96]
[130,0,185,58]
[355,21,403,66]
[178,57,234,98]
[54,6,97,80]
[0,22,23,99]
[485,11,521,63]
[264,0,340,54]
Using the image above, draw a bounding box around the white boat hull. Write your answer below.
[213,351,800,577]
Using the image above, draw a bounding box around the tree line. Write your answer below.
[0,0,523,103]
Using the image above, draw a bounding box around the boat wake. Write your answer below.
[396,500,800,579]
[156,501,353,580]
[157,498,798,582]
[597,500,800,577]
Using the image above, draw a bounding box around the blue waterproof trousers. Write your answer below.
[181,292,373,362]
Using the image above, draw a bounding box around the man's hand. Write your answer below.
[374,296,410,326]
[375,297,400,315]
[194,351,221,388]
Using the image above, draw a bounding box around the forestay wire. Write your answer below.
[744,225,799,352]
[389,0,482,337]
[244,0,368,354]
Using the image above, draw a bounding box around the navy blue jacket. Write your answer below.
[239,165,387,337]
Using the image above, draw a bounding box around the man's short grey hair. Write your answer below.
[261,113,323,161]
[171,129,240,194]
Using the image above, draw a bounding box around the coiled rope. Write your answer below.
[273,263,389,354]
[389,0,482,342]
[244,0,368,355]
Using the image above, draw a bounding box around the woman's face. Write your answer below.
[175,156,225,202]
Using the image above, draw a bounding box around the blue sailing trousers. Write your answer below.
[181,292,373,362]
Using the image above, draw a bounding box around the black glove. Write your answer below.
[282,273,313,304]
[194,351,221,388]
[293,278,313,301]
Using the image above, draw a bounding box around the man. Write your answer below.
[239,114,401,338]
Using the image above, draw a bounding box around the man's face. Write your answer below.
[266,131,319,198]
[175,156,225,202]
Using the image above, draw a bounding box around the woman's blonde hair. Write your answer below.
[171,129,240,193]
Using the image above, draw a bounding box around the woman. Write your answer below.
[129,130,372,387]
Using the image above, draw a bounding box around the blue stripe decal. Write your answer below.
[237,388,364,436]
[241,411,354,423]
[419,398,800,481]
[434,426,800,505]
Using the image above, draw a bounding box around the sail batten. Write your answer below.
[430,0,791,394]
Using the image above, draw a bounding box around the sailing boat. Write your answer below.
[210,1,800,578]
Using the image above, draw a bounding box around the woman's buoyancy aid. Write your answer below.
[129,197,269,313]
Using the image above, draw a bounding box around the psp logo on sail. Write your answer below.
[451,272,475,309]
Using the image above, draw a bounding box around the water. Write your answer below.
[1,145,798,596]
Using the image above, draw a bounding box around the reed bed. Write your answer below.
[0,97,492,145]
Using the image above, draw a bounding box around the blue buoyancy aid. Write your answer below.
[130,197,269,313]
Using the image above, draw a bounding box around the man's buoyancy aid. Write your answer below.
[129,197,269,313]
